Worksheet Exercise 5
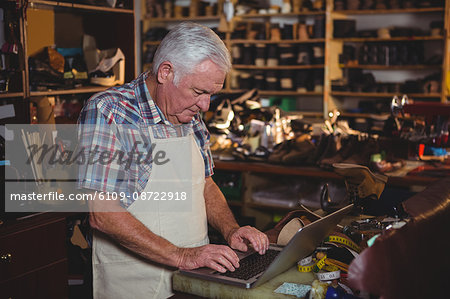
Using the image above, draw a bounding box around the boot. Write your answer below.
[333,163,388,213]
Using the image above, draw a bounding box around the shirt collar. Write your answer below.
[135,71,197,127]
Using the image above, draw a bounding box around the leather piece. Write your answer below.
[348,177,450,298]
[402,176,450,218]
[277,218,304,246]
[265,210,319,244]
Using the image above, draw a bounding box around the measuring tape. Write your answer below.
[324,235,361,253]
[297,255,327,273]
[316,270,340,281]
[324,258,349,272]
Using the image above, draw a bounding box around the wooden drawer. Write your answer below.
[0,217,67,282]
[0,259,68,299]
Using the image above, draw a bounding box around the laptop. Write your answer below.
[180,204,353,288]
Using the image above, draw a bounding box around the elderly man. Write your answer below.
[78,22,269,298]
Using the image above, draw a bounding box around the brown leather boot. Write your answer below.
[333,163,388,204]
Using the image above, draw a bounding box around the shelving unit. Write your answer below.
[0,0,136,124]
[29,0,134,13]
[141,0,449,118]
[141,1,328,115]
[233,64,324,70]
[327,0,448,113]
[331,91,441,98]
[230,38,325,44]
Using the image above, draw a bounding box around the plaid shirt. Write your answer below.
[77,72,214,206]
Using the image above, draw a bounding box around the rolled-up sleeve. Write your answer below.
[77,98,128,194]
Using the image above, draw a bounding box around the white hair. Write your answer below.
[151,22,231,85]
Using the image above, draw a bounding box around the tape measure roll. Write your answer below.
[324,235,361,253]
[316,270,340,281]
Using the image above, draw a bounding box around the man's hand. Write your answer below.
[227,226,269,255]
[176,244,240,273]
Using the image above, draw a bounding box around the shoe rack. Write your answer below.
[141,0,449,118]
[327,0,449,118]
[0,0,137,123]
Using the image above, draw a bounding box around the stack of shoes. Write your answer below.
[319,135,359,169]
[281,138,316,165]
[268,134,316,166]
[28,47,67,91]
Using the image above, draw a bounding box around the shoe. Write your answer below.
[239,72,252,90]
[298,23,309,40]
[316,134,341,166]
[89,48,125,86]
[270,25,281,41]
[297,45,312,65]
[279,44,295,65]
[295,70,309,92]
[333,20,356,38]
[242,43,254,65]
[280,70,294,91]
[282,139,316,165]
[266,45,279,66]
[254,43,266,66]
[313,15,325,38]
[265,71,279,90]
[312,46,324,64]
[333,162,388,202]
[254,72,265,90]
[319,135,358,169]
[231,45,242,64]
[268,140,291,163]
[281,24,294,39]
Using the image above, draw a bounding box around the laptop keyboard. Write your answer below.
[222,249,280,280]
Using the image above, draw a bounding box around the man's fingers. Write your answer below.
[216,256,235,272]
[219,246,240,268]
[207,260,226,273]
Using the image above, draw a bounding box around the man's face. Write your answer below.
[163,59,226,124]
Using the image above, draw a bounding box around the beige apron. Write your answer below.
[92,127,209,299]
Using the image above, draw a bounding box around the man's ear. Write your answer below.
[157,61,174,84]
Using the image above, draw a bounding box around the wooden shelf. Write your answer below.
[214,160,438,187]
[230,39,325,44]
[0,92,24,99]
[233,64,324,70]
[340,64,442,70]
[145,15,220,22]
[332,7,445,15]
[30,85,110,97]
[259,91,323,96]
[224,89,323,97]
[29,0,134,13]
[237,11,325,18]
[333,36,444,42]
[331,91,442,98]
[214,161,342,180]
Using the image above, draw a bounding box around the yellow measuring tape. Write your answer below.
[297,255,327,273]
[324,235,361,253]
